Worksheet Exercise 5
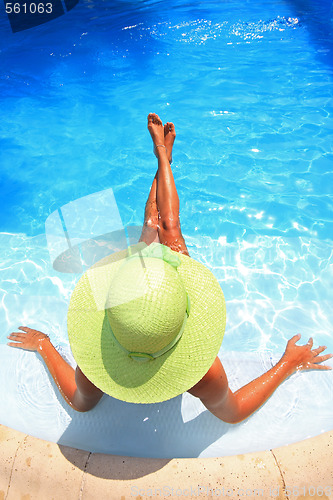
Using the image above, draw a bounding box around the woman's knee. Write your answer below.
[158,224,183,246]
[159,216,180,232]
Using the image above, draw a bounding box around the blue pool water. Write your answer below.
[0,0,333,456]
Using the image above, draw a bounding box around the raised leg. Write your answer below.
[139,117,177,246]
[139,172,160,245]
[147,113,189,256]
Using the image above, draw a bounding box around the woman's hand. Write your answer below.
[7,326,49,352]
[281,334,333,374]
[8,326,102,412]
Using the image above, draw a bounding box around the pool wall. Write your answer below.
[1,424,332,499]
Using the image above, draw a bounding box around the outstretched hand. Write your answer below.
[7,326,49,352]
[282,334,333,373]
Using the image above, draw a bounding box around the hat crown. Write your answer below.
[107,256,187,354]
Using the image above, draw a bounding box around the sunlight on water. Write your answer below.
[1,231,332,354]
[0,0,332,456]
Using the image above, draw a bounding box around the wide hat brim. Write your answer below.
[67,243,226,404]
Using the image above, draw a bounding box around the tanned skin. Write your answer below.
[8,113,332,420]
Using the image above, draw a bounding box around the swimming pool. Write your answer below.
[0,0,332,457]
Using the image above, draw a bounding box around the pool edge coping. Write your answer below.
[1,424,332,499]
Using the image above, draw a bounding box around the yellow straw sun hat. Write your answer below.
[68,242,226,404]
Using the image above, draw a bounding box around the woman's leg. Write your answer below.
[139,116,178,246]
[147,113,189,256]
[139,172,160,245]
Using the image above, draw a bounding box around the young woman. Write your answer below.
[8,113,332,421]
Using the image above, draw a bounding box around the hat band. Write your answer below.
[109,293,191,363]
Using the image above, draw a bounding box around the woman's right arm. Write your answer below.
[8,326,103,412]
[189,334,332,424]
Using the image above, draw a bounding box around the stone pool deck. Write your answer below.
[0,424,332,499]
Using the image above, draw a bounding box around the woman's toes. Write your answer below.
[148,113,163,127]
[166,122,176,137]
[164,122,175,135]
[154,114,163,125]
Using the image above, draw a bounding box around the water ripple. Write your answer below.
[144,16,301,45]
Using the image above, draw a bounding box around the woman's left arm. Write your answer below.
[7,326,103,412]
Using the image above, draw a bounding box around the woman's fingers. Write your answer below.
[8,330,33,339]
[7,326,49,352]
[7,335,25,348]
[312,346,327,356]
[313,353,333,365]
[288,333,301,346]
[285,335,333,373]
[308,362,332,370]
[7,333,25,341]
[7,342,23,348]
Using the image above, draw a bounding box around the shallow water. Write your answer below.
[0,0,332,456]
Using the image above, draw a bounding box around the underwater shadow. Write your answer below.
[56,391,231,479]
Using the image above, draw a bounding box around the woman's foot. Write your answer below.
[147,113,165,148]
[163,122,176,164]
[148,113,175,164]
